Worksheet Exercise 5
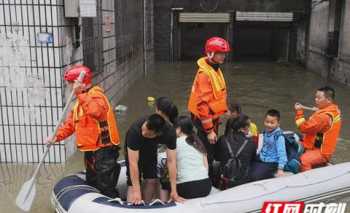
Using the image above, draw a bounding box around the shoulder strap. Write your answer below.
[224,137,234,158]
[236,139,249,157]
[224,136,249,158]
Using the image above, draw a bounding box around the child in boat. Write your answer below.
[226,102,259,145]
[248,109,287,181]
[160,115,211,200]
[213,114,257,189]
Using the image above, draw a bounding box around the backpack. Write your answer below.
[220,136,249,188]
[274,131,304,174]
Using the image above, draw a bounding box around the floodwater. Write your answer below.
[1,61,350,212]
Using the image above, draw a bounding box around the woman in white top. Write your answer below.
[164,115,211,199]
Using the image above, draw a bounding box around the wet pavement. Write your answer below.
[1,61,350,212]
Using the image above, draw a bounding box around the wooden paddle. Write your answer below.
[15,71,85,212]
[295,103,318,112]
[300,105,318,111]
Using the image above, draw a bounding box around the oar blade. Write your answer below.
[15,178,36,212]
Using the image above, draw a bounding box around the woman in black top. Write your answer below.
[213,115,257,189]
[155,97,178,124]
[154,97,186,202]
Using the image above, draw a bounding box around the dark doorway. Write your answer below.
[233,22,291,61]
[179,23,229,60]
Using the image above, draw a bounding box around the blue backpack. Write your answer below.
[274,131,304,174]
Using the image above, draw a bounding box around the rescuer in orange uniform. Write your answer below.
[295,86,342,171]
[50,64,121,198]
[188,37,231,174]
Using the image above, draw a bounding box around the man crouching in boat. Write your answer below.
[125,114,185,204]
[50,65,121,198]
[295,86,342,171]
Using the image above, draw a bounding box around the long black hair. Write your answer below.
[155,97,178,124]
[224,114,250,136]
[174,115,207,154]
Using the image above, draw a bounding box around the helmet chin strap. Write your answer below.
[207,52,219,64]
[207,52,214,59]
[79,83,92,93]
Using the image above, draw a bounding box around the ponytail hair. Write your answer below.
[174,115,207,154]
[155,97,179,124]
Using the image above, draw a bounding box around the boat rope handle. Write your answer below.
[108,197,124,205]
[127,200,146,206]
[149,199,166,206]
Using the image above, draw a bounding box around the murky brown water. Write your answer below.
[1,62,350,212]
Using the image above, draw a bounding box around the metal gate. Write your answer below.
[236,12,294,22]
[179,12,231,23]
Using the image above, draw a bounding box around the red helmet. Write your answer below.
[205,37,231,54]
[64,64,93,84]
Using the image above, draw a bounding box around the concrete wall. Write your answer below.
[0,1,71,163]
[144,0,155,72]
[154,0,306,61]
[0,0,153,163]
[333,0,350,85]
[95,0,146,106]
[295,13,309,64]
[304,0,350,86]
[296,24,306,63]
[307,1,330,78]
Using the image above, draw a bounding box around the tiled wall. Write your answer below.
[0,0,66,163]
[0,0,154,163]
[101,0,146,105]
[334,0,350,85]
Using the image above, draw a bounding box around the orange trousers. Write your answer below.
[300,149,328,172]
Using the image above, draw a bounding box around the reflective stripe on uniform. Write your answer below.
[295,117,306,127]
[201,118,212,124]
[333,115,341,123]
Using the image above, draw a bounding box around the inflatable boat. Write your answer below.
[51,161,350,213]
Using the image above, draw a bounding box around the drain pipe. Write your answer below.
[170,8,174,62]
[143,0,147,76]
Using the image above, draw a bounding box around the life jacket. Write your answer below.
[188,57,228,118]
[302,104,341,160]
[73,86,120,151]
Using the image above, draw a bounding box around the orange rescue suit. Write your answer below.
[55,86,120,151]
[188,57,228,132]
[295,104,341,160]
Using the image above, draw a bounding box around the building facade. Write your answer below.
[0,0,154,163]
